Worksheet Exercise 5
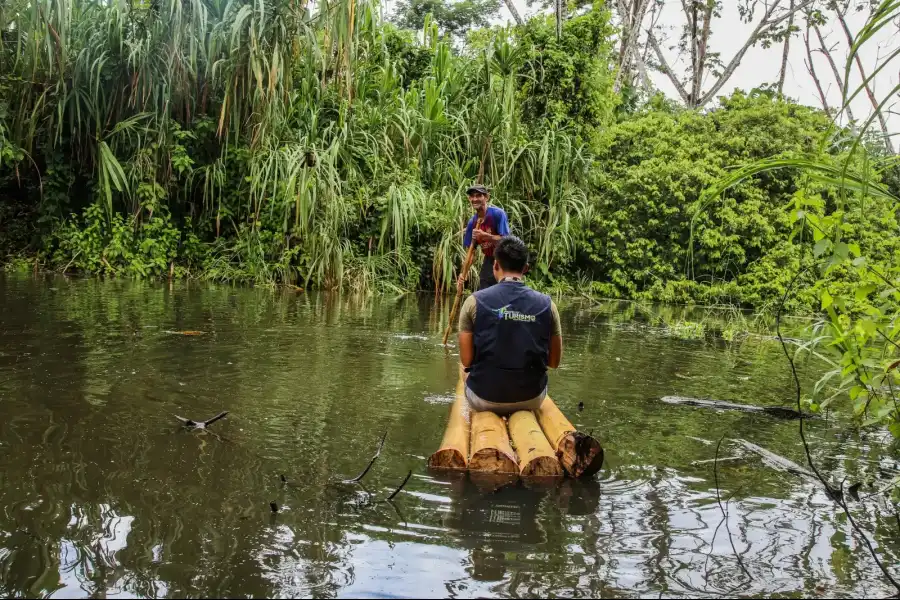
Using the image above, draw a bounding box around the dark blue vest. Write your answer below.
[466,281,553,403]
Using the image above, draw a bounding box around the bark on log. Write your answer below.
[427,373,471,470]
[536,397,604,478]
[469,411,518,474]
[509,410,563,479]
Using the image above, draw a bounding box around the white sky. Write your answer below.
[385,1,899,140]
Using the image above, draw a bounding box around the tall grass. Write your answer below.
[0,0,593,293]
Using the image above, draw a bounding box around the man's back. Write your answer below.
[458,236,563,415]
[462,280,560,404]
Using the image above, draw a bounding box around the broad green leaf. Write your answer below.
[855,284,878,302]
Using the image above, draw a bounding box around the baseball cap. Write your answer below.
[466,184,489,195]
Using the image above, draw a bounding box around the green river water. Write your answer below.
[0,275,898,598]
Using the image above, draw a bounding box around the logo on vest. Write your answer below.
[492,304,537,322]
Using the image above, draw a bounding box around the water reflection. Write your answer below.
[0,274,897,598]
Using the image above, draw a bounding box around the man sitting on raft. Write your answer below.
[458,236,563,415]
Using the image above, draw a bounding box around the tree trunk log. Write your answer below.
[469,411,518,473]
[509,410,563,478]
[537,397,604,478]
[427,371,470,470]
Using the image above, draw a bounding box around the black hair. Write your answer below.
[494,236,528,273]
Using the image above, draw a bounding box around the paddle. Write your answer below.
[442,217,483,345]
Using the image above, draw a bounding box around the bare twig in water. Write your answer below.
[713,434,752,581]
[343,431,387,484]
[386,496,408,526]
[703,484,743,576]
[386,470,412,501]
[777,269,900,593]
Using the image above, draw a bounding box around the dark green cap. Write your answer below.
[466,184,489,195]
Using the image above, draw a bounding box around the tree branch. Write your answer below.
[832,2,894,153]
[503,0,523,26]
[778,0,796,94]
[699,0,818,106]
[814,23,857,122]
[614,0,653,92]
[647,30,692,104]
[804,21,831,113]
[694,0,715,104]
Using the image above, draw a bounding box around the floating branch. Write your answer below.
[661,396,806,420]
[386,470,412,501]
[343,431,387,484]
[735,439,818,482]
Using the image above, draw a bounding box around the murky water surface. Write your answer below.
[0,275,897,598]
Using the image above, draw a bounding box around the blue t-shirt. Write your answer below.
[463,206,510,257]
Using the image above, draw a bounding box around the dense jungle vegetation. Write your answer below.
[1,0,896,309]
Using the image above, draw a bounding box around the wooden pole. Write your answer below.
[442,218,482,345]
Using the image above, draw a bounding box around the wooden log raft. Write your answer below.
[536,397,604,479]
[429,368,603,480]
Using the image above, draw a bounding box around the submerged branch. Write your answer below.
[385,470,412,501]
[343,431,387,484]
[713,435,752,582]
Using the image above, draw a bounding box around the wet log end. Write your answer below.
[509,410,564,479]
[428,448,468,470]
[558,431,604,479]
[469,447,518,474]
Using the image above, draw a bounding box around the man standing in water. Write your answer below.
[457,184,510,292]
[458,236,563,415]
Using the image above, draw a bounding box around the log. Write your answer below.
[468,411,518,474]
[508,410,563,479]
[735,439,817,481]
[427,375,470,470]
[536,397,604,478]
[660,396,806,419]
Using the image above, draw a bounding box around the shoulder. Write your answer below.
[489,206,508,218]
[526,286,552,306]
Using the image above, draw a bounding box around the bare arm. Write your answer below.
[549,334,562,369]
[472,230,502,245]
[548,300,562,368]
[459,332,475,367]
[458,296,477,367]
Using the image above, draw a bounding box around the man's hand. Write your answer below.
[472,229,490,244]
